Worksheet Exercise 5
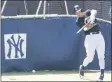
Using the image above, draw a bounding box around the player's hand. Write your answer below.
[86,23,93,29]
[84,23,93,31]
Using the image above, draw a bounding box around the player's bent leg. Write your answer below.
[79,35,96,79]
[79,51,95,78]
[79,55,95,79]
[83,35,96,67]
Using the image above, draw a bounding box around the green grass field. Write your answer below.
[1,70,112,81]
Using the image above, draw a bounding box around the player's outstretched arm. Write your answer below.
[84,9,97,31]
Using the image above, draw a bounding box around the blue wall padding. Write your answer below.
[1,17,111,72]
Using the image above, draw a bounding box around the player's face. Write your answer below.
[76,12,84,17]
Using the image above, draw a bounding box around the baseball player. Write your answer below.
[74,5,105,81]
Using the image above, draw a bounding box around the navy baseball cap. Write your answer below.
[74,5,84,13]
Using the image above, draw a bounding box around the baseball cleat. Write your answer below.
[79,65,84,79]
[96,74,104,82]
[98,74,104,81]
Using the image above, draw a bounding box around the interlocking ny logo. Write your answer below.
[4,34,27,59]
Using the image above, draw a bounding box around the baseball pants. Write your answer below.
[82,32,105,69]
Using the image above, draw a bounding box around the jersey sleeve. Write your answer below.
[76,17,85,28]
[89,9,97,24]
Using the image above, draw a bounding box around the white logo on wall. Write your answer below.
[4,33,27,60]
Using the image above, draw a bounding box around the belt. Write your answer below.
[86,31,100,35]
